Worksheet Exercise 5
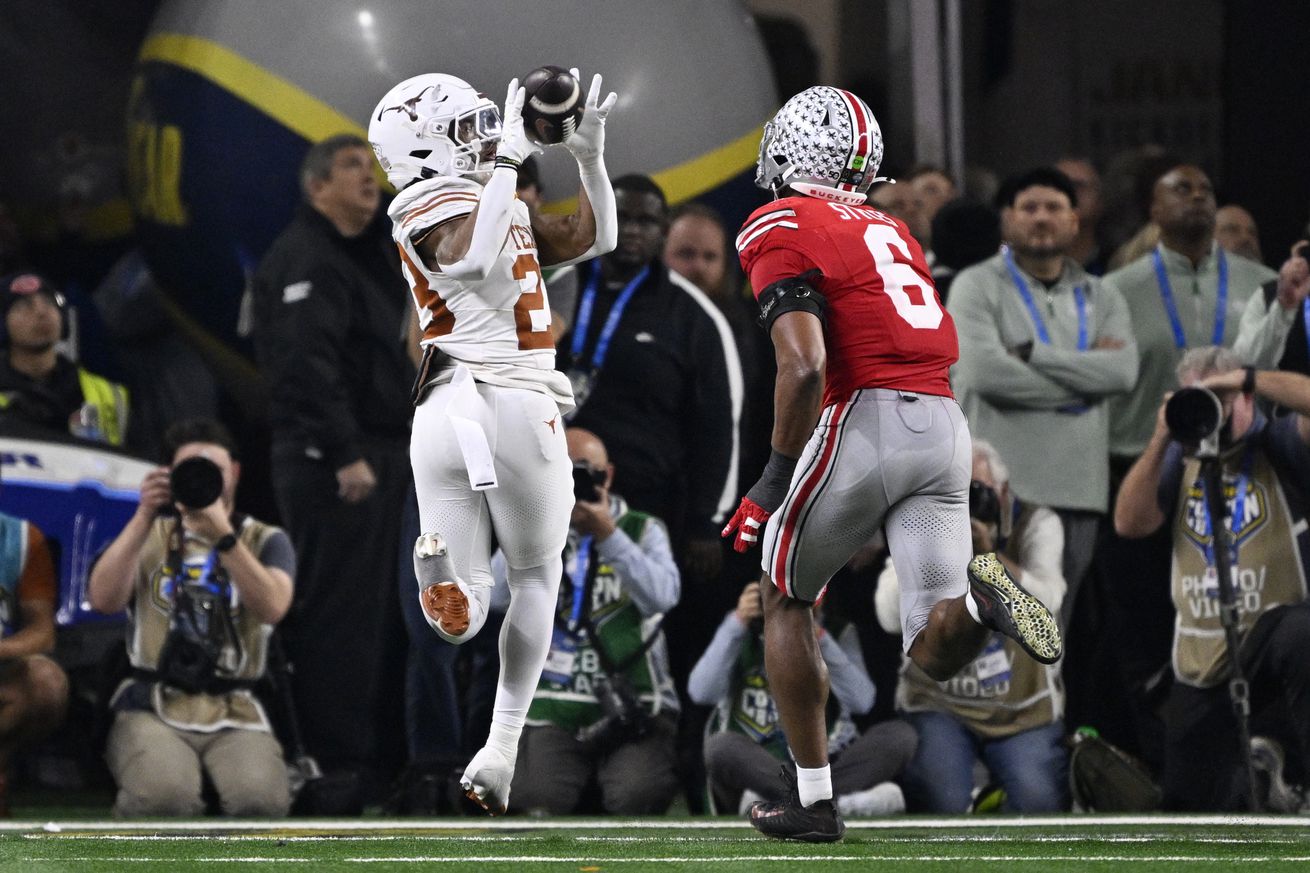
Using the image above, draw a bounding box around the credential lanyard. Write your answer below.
[569,262,651,369]
[1200,444,1255,570]
[1153,245,1228,349]
[566,535,594,633]
[1001,248,1086,350]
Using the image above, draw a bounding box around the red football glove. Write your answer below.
[722,497,771,553]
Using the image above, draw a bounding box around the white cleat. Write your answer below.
[460,746,514,816]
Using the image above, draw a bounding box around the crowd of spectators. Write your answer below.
[3,97,1310,818]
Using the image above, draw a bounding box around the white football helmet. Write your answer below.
[368,74,503,187]
[756,86,886,205]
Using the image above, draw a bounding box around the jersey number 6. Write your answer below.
[864,224,943,330]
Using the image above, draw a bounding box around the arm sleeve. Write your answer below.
[436,166,518,283]
[1027,285,1140,396]
[256,529,297,580]
[1013,507,1066,615]
[1232,284,1296,368]
[1156,443,1187,519]
[687,612,747,706]
[598,516,680,617]
[679,279,745,533]
[258,258,365,469]
[18,524,56,606]
[819,631,876,715]
[948,272,1086,410]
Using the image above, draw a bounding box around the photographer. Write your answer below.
[88,419,294,817]
[690,581,914,817]
[875,440,1069,812]
[503,428,681,815]
[1115,347,1310,811]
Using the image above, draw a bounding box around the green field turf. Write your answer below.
[2,816,1308,872]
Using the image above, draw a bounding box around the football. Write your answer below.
[521,65,585,145]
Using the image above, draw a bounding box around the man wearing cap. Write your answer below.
[0,272,129,446]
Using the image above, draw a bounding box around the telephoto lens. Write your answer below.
[1165,387,1224,445]
[169,456,224,510]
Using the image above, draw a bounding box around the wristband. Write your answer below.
[214,533,238,553]
[1242,366,1257,395]
[494,156,521,172]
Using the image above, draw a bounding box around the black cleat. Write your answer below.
[748,768,846,843]
[967,552,1063,665]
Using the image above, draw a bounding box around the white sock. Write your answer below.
[964,590,983,624]
[796,764,833,807]
[484,557,563,760]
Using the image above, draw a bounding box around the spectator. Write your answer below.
[87,418,294,817]
[876,440,1068,813]
[1114,348,1310,811]
[868,180,929,247]
[251,133,414,802]
[0,507,69,816]
[1214,204,1263,264]
[928,198,1000,303]
[0,272,129,445]
[1233,240,1310,374]
[949,167,1138,626]
[690,581,915,817]
[551,173,743,672]
[506,428,681,814]
[1054,157,1107,275]
[908,165,957,227]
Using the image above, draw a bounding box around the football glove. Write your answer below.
[496,78,539,165]
[722,497,772,554]
[563,70,618,165]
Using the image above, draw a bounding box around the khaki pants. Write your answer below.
[106,710,290,818]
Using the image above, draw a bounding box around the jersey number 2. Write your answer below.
[511,253,554,351]
[864,224,943,329]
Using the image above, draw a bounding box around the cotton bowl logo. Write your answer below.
[1181,475,1268,553]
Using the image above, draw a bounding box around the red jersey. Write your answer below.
[737,196,957,406]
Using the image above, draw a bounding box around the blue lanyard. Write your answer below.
[566,535,594,631]
[569,262,651,369]
[1001,248,1087,350]
[1303,298,1310,346]
[1152,245,1228,349]
[1200,444,1255,569]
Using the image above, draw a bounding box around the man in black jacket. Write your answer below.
[252,133,414,803]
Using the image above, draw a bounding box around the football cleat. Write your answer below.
[967,552,1062,665]
[460,746,514,816]
[414,533,471,639]
[749,767,846,843]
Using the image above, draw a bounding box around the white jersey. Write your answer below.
[389,176,572,410]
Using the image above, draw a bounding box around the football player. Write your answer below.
[722,86,1062,841]
[369,70,617,814]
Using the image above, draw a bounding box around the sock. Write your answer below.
[796,764,833,807]
[964,590,983,624]
[483,556,563,760]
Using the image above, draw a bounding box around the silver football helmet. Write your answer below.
[368,73,502,188]
[756,86,886,205]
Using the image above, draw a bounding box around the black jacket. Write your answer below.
[558,259,742,541]
[252,205,415,468]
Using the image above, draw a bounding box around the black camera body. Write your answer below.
[574,673,650,752]
[969,480,1002,524]
[156,580,228,694]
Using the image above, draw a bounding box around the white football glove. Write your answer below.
[563,70,618,165]
[496,78,539,165]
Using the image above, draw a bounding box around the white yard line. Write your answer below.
[24,855,1310,865]
[30,833,1308,845]
[6,814,1310,834]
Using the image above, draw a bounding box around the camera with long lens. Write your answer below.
[1165,386,1224,457]
[969,480,1002,524]
[572,461,606,503]
[169,456,225,510]
[574,674,650,752]
[156,581,228,693]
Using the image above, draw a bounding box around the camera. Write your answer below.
[572,461,606,503]
[1165,386,1224,456]
[969,480,1002,524]
[156,581,228,694]
[170,456,224,510]
[574,674,650,752]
